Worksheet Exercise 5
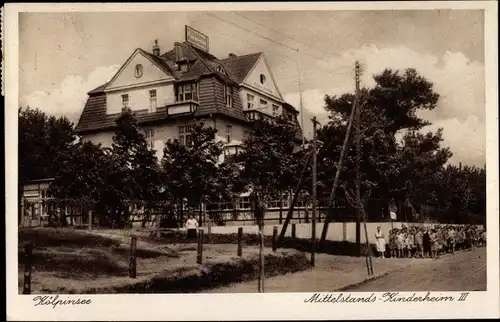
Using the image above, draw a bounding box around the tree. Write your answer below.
[18,107,76,222]
[318,68,446,223]
[109,107,161,226]
[161,121,225,225]
[231,116,303,292]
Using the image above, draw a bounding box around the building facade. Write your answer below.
[75,36,301,162]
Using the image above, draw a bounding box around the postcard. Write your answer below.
[4,1,499,320]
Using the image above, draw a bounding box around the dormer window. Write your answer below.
[176,83,198,102]
[260,74,267,85]
[121,94,129,110]
[224,85,233,107]
[135,64,143,78]
[216,65,225,74]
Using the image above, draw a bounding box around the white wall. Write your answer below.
[202,222,485,244]
[106,83,175,115]
[81,131,115,148]
[239,88,282,117]
[106,51,173,90]
[243,55,282,101]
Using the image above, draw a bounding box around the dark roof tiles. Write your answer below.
[218,53,262,84]
[76,42,300,135]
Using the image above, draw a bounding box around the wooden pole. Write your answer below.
[311,116,318,267]
[277,151,313,243]
[88,210,93,231]
[237,227,243,257]
[319,91,357,245]
[259,227,265,293]
[207,220,212,244]
[197,229,204,264]
[292,223,296,239]
[272,226,278,252]
[23,242,33,294]
[129,236,137,278]
[354,61,362,257]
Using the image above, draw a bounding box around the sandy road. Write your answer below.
[206,247,486,293]
[347,247,486,292]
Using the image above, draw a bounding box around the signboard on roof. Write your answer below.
[185,25,209,52]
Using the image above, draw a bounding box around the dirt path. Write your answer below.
[346,247,486,292]
[205,253,418,293]
[205,247,486,293]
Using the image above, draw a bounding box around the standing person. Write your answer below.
[389,229,397,258]
[185,215,199,241]
[397,228,405,258]
[423,228,431,258]
[405,228,414,258]
[415,227,424,258]
[430,229,440,259]
[375,226,386,258]
[448,226,456,254]
[465,227,473,251]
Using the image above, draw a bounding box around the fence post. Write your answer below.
[237,227,243,257]
[23,242,33,294]
[197,229,204,264]
[207,221,212,244]
[292,223,296,239]
[88,210,93,231]
[129,236,137,278]
[272,226,278,252]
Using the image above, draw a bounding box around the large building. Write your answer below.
[75,26,301,161]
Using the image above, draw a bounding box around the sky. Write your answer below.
[19,10,486,167]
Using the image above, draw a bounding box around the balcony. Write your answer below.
[244,109,274,122]
[166,100,199,116]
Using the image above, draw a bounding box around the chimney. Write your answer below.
[228,53,237,58]
[153,39,160,56]
[175,42,185,62]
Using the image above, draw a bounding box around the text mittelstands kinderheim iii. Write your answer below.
[304,292,471,304]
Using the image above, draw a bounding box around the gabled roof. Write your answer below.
[104,48,174,91]
[76,42,283,134]
[218,53,262,84]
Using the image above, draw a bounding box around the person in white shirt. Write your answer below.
[185,215,199,240]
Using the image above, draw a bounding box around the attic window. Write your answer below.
[135,64,143,78]
[260,74,266,85]
[216,66,225,74]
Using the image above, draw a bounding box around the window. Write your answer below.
[149,90,157,113]
[223,202,234,210]
[225,125,232,143]
[176,83,198,102]
[260,74,267,85]
[272,104,279,116]
[224,85,232,107]
[239,197,250,210]
[135,64,143,78]
[216,66,225,74]
[246,94,254,109]
[145,129,155,150]
[178,125,193,146]
[121,94,130,110]
[260,99,268,110]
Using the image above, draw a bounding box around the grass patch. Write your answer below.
[74,250,309,294]
[19,228,120,248]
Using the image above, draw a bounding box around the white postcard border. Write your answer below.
[4,2,499,320]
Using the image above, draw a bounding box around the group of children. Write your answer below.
[384,224,486,259]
